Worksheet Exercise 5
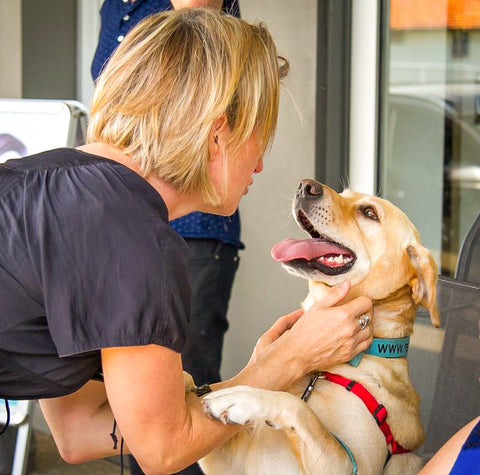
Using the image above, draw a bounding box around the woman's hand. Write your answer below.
[246,308,304,367]
[286,283,373,374]
[240,281,373,390]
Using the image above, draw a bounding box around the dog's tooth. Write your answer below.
[334,256,343,264]
[327,256,335,263]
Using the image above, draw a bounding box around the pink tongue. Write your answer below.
[271,238,349,262]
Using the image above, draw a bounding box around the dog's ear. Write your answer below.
[406,244,440,327]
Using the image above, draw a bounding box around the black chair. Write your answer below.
[455,212,480,284]
[410,214,480,462]
[419,277,480,458]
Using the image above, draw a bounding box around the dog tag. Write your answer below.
[348,353,364,367]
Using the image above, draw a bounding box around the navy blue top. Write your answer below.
[91,0,243,249]
[0,148,190,399]
[450,420,480,475]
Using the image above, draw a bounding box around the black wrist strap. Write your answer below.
[191,384,212,397]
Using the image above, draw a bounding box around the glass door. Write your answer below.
[379,0,480,276]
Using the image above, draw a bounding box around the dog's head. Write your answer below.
[271,179,440,327]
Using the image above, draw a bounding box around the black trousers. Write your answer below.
[129,239,240,475]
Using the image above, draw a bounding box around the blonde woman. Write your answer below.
[0,9,372,473]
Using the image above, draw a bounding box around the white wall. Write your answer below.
[221,0,318,378]
[0,0,22,98]
[77,0,103,107]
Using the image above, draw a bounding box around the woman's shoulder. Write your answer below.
[2,147,101,171]
[15,147,170,222]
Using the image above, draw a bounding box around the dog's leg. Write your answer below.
[202,386,355,474]
[183,371,197,397]
[383,453,423,475]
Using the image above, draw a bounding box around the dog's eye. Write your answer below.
[361,206,379,221]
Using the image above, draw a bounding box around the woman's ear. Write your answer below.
[208,114,229,160]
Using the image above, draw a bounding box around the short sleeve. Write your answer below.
[27,161,190,356]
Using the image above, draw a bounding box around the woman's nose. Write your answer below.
[254,157,264,173]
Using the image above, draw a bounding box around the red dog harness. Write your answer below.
[322,372,410,455]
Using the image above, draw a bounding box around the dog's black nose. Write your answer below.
[298,179,323,199]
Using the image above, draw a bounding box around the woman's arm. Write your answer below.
[419,416,480,475]
[39,347,240,473]
[38,380,122,463]
[103,344,241,474]
[40,282,372,473]
[242,281,374,379]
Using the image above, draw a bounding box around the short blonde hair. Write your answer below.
[87,8,289,205]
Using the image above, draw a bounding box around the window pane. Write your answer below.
[380,0,480,276]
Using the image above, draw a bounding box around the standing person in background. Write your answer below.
[91,2,241,474]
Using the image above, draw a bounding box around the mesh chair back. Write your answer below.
[410,276,480,460]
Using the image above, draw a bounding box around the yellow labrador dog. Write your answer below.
[199,179,440,475]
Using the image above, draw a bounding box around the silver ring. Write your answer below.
[357,313,370,330]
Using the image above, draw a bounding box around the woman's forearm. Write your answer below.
[39,381,130,463]
[40,379,238,473]
[146,393,240,474]
[100,345,247,474]
[217,341,304,392]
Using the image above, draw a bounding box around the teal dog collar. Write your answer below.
[349,337,410,367]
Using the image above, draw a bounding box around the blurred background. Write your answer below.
[0,0,479,473]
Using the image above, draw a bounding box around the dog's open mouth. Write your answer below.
[271,210,356,276]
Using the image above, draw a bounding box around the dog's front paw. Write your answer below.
[202,385,274,426]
